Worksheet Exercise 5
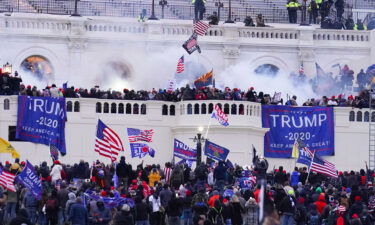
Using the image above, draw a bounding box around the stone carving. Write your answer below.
[223,47,240,58]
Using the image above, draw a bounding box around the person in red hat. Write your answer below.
[349,196,364,218]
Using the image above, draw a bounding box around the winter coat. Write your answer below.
[89,206,111,225]
[314,195,327,215]
[113,211,134,225]
[69,203,89,225]
[66,192,77,215]
[50,164,62,183]
[148,171,161,187]
[244,201,259,225]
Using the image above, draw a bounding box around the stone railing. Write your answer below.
[1,13,373,45]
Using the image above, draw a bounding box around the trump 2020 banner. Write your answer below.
[174,139,197,161]
[16,96,67,155]
[16,161,42,199]
[262,105,334,158]
[204,140,230,161]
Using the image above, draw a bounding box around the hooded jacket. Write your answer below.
[314,195,327,215]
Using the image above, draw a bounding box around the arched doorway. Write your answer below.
[254,64,280,77]
[20,55,54,80]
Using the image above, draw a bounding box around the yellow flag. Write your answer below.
[291,140,299,159]
[0,138,20,159]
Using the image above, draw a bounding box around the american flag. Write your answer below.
[50,144,59,160]
[94,120,124,162]
[304,147,337,178]
[194,20,210,36]
[127,128,154,143]
[176,56,184,74]
[186,37,198,49]
[299,63,304,74]
[0,168,16,192]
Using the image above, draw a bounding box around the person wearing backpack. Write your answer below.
[23,190,39,224]
[46,190,59,225]
[207,199,225,225]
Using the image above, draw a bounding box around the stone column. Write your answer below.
[297,26,316,77]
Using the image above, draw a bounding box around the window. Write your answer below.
[231,104,237,115]
[372,112,375,122]
[201,104,207,114]
[162,104,168,115]
[208,103,214,113]
[239,104,244,115]
[133,104,139,114]
[126,103,132,114]
[96,102,102,113]
[349,111,355,121]
[118,103,124,114]
[103,102,109,113]
[141,104,146,115]
[356,111,362,122]
[74,101,80,112]
[224,104,230,114]
[187,104,192,114]
[8,126,25,142]
[364,111,369,122]
[4,99,10,110]
[194,103,200,114]
[66,101,73,112]
[170,105,175,116]
[111,103,117,114]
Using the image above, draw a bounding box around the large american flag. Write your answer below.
[304,147,337,178]
[176,56,184,74]
[94,120,124,162]
[0,168,16,192]
[194,20,210,36]
[127,128,154,143]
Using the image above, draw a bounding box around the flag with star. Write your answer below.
[194,70,213,89]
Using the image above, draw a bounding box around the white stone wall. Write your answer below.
[0,96,371,172]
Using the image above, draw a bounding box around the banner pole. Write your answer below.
[306,150,316,183]
[204,116,212,140]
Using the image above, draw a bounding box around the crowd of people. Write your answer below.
[0,64,374,108]
[0,157,374,225]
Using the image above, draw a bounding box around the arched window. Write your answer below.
[364,111,370,122]
[224,104,230,114]
[239,104,244,115]
[66,101,73,112]
[208,103,214,113]
[103,102,109,113]
[118,103,124,114]
[194,103,200,114]
[356,111,362,122]
[133,104,139,114]
[126,103,131,114]
[162,104,168,115]
[187,104,192,114]
[201,104,207,114]
[231,104,237,115]
[3,99,10,110]
[141,104,146,115]
[170,105,175,116]
[349,111,354,121]
[96,102,102,113]
[217,103,222,110]
[74,101,80,112]
[371,112,375,122]
[111,103,117,114]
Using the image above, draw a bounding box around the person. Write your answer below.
[50,160,63,184]
[9,208,33,225]
[113,204,134,225]
[138,9,147,22]
[286,0,300,23]
[10,158,21,174]
[134,196,150,225]
[308,0,319,24]
[285,96,298,106]
[23,189,38,224]
[192,0,206,21]
[214,161,227,191]
[57,181,69,225]
[4,189,18,223]
[354,19,367,30]
[166,192,183,225]
[290,167,300,187]
[148,168,161,187]
[207,12,219,25]
[357,69,367,90]
[244,198,258,225]
[231,195,243,225]
[244,16,255,26]
[65,192,76,217]
[274,166,288,186]
[207,199,225,225]
[149,192,162,225]
[256,14,266,27]
[68,197,88,225]
[46,190,59,225]
[279,189,297,225]
[345,16,355,30]
[89,200,111,225]
[116,156,132,188]
[335,0,345,20]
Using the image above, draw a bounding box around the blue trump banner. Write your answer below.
[204,140,230,161]
[262,105,334,158]
[16,161,42,199]
[16,96,67,155]
[174,139,197,161]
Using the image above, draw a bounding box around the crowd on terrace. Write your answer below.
[0,64,375,108]
[0,157,374,225]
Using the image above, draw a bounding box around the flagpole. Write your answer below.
[204,116,212,140]
[306,150,316,184]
